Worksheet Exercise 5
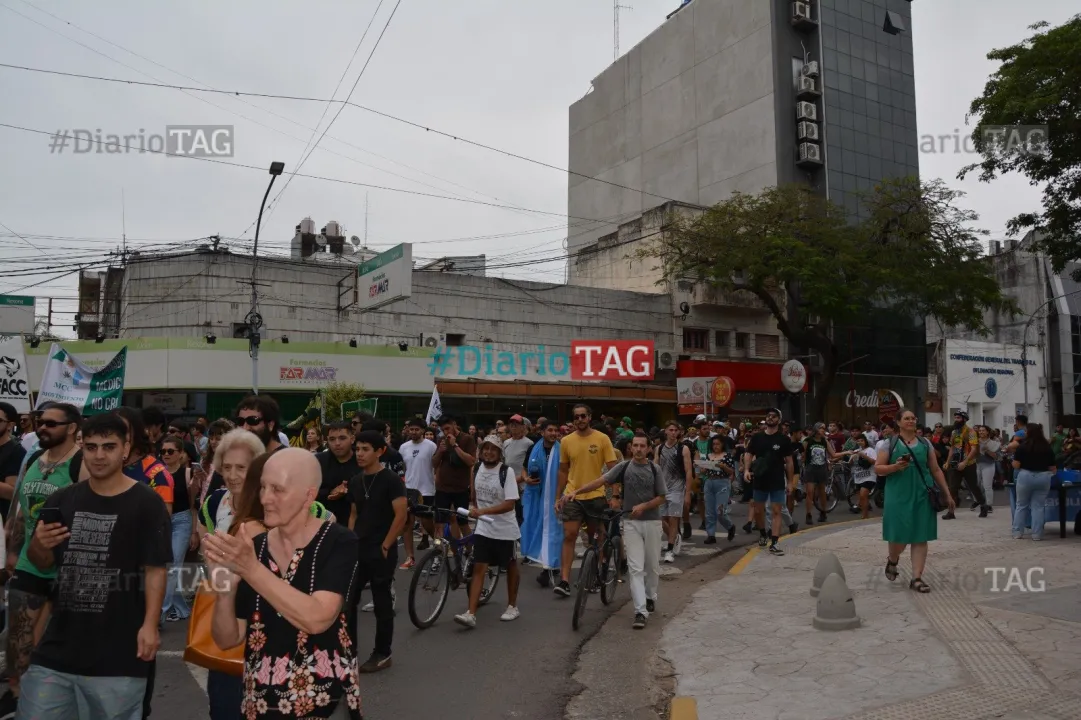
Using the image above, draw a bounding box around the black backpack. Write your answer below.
[614,459,658,486]
[472,463,510,488]
[656,442,692,477]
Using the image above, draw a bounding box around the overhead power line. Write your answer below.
[0,61,681,205]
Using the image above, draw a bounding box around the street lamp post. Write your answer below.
[248,161,286,395]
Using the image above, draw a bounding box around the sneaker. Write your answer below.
[698,520,706,530]
[361,601,374,612]
[536,569,551,588]
[703,536,717,545]
[806,513,813,525]
[941,512,956,520]
[727,526,737,542]
[681,521,692,540]
[633,613,647,629]
[662,551,675,564]
[454,611,477,628]
[818,511,828,523]
[398,557,415,570]
[166,609,182,623]
[417,536,431,551]
[359,652,392,673]
[575,548,585,559]
[986,506,994,514]
[673,535,682,556]
[978,506,989,518]
[758,535,768,548]
[970,501,981,510]
[849,505,861,514]
[646,598,655,613]
[554,580,571,597]
[500,606,520,622]
[742,521,753,534]
[769,544,785,556]
[788,523,799,535]
[0,689,17,720]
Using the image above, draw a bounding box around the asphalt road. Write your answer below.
[147,499,866,719]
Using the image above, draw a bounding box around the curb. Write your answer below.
[670,696,697,720]
[727,516,876,576]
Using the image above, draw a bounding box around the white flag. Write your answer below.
[0,335,31,413]
[426,386,442,425]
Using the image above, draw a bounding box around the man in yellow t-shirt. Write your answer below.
[553,404,618,596]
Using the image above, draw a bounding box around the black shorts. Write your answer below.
[8,569,54,598]
[472,535,516,568]
[805,466,829,485]
[406,489,434,507]
[561,496,608,524]
[434,489,471,525]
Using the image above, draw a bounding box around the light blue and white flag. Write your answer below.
[521,440,562,569]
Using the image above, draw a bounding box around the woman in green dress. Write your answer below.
[875,408,955,592]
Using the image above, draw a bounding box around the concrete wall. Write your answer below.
[567,0,779,265]
[118,250,675,351]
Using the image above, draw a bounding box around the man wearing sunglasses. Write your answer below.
[234,396,285,454]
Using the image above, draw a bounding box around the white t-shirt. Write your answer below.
[216,491,236,534]
[400,439,437,496]
[20,433,37,452]
[864,429,880,446]
[473,462,520,541]
[852,447,878,485]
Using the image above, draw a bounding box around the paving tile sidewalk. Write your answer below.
[660,508,1081,720]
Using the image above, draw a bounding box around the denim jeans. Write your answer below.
[207,669,243,720]
[1013,469,1052,539]
[703,478,734,537]
[17,665,146,719]
[163,509,192,618]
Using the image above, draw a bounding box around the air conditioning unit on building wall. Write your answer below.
[797,121,820,141]
[802,60,820,78]
[656,348,677,371]
[798,142,823,165]
[797,76,820,97]
[791,2,816,28]
[796,101,818,121]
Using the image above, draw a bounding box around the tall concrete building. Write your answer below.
[568,0,921,421]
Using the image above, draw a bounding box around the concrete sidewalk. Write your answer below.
[660,507,1081,720]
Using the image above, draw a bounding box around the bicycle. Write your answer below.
[567,501,627,631]
[406,504,500,629]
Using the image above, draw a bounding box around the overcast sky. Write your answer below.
[1,0,1075,334]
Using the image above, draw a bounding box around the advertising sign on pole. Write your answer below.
[0,295,35,334]
[358,243,412,310]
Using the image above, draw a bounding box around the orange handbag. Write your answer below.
[183,582,244,676]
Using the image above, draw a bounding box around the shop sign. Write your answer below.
[781,360,807,393]
[845,389,903,414]
[280,363,339,382]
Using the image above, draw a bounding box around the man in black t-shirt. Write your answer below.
[24,412,171,719]
[317,421,358,525]
[743,408,796,555]
[348,430,407,675]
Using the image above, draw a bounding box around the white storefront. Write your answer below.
[930,339,1045,434]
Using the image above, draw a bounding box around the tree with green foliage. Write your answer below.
[321,382,366,422]
[640,179,1017,418]
[961,14,1081,273]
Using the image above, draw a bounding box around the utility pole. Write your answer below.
[46,297,53,336]
[248,162,286,395]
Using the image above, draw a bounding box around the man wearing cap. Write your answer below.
[945,411,987,519]
[503,415,534,528]
[616,418,634,442]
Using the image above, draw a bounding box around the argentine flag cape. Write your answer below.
[521,440,561,569]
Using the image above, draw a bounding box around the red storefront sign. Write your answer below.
[676,360,803,392]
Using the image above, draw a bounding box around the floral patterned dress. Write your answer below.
[235,521,361,719]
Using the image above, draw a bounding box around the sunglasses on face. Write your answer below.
[235,415,264,427]
[161,449,178,456]
[39,420,75,429]
[574,414,589,420]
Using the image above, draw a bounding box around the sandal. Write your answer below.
[909,577,931,593]
[885,558,899,582]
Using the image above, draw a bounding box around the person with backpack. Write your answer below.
[453,435,522,628]
[564,432,666,629]
[0,402,82,719]
[654,421,693,564]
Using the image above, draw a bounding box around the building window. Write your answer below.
[683,328,709,352]
[735,332,749,350]
[715,331,730,349]
[446,333,465,347]
[755,334,781,358]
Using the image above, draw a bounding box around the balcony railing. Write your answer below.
[687,284,782,312]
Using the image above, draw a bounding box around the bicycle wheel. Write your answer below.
[408,548,450,629]
[824,475,840,512]
[572,547,596,631]
[600,541,622,606]
[478,565,500,606]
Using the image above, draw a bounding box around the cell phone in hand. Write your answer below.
[37,507,64,527]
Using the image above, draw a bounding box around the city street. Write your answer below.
[148,501,863,719]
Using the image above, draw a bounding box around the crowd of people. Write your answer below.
[0,397,1064,719]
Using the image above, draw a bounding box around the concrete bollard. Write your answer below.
[813,572,861,631]
[810,552,846,597]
